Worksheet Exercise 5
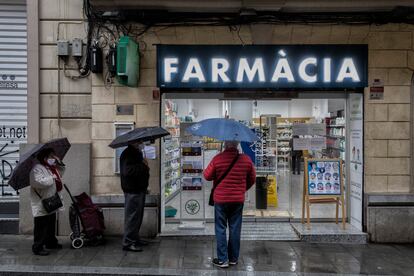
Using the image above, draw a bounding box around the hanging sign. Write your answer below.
[157,44,368,89]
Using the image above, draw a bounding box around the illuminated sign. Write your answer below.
[157,45,368,89]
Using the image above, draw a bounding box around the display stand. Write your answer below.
[179,122,206,230]
[302,158,346,229]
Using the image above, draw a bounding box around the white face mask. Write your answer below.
[47,158,56,166]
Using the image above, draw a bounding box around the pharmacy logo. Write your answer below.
[185,199,200,215]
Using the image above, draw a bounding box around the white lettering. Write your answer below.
[164,58,178,82]
[298,57,317,83]
[336,58,360,82]
[211,58,230,82]
[323,58,331,82]
[182,58,206,82]
[271,58,295,82]
[236,58,265,82]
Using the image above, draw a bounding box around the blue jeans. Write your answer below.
[214,203,244,263]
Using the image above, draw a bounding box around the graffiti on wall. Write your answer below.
[0,127,26,196]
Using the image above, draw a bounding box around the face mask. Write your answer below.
[138,144,145,150]
[47,158,56,166]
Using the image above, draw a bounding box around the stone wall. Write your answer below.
[37,0,414,199]
[39,0,91,144]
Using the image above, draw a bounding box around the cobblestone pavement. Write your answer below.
[0,235,413,275]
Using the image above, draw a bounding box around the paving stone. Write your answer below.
[1,235,414,275]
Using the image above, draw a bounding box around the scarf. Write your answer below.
[45,164,63,192]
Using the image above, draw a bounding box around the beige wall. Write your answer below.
[38,0,91,145]
[37,0,414,196]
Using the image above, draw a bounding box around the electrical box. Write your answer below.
[57,40,69,56]
[116,36,139,87]
[90,44,103,73]
[107,45,117,75]
[72,38,83,57]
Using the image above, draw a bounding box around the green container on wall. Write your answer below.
[116,36,139,87]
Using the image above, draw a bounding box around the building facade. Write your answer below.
[15,0,414,242]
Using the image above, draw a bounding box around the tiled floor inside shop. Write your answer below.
[1,234,414,275]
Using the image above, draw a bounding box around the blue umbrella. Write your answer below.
[186,118,259,142]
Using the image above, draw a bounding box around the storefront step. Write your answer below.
[161,222,301,241]
[241,222,300,241]
[291,223,368,244]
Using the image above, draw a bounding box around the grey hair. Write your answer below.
[224,141,239,149]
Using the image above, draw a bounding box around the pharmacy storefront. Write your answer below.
[157,44,367,237]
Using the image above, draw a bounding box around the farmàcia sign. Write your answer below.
[157,45,368,89]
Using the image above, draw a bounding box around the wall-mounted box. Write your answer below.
[116,36,139,87]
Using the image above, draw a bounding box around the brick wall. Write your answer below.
[36,0,414,197]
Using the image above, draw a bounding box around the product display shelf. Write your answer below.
[254,124,277,175]
[163,99,181,202]
[324,116,346,159]
[179,136,206,229]
[163,141,181,200]
[276,122,292,171]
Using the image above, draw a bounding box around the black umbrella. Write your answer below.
[8,138,71,191]
[109,126,170,149]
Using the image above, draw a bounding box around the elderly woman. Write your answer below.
[30,148,65,256]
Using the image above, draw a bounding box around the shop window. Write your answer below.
[114,122,135,174]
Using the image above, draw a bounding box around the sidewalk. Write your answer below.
[0,235,413,276]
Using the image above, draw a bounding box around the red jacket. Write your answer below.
[204,148,256,204]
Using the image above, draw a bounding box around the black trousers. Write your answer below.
[123,192,146,247]
[32,213,58,253]
[292,154,301,174]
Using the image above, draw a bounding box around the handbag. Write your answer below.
[209,153,240,206]
[34,190,63,213]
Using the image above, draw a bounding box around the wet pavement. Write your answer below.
[0,235,413,275]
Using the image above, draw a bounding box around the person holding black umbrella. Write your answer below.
[120,142,150,252]
[30,148,66,256]
[108,127,170,252]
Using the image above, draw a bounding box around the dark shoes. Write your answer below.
[135,240,149,246]
[229,260,238,265]
[45,243,63,250]
[212,258,229,268]
[33,249,50,256]
[123,244,143,252]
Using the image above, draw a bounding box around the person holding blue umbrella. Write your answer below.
[188,118,258,268]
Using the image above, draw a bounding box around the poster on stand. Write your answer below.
[307,160,342,195]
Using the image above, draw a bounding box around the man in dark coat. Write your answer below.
[120,143,150,252]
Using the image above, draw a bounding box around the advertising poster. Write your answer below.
[310,137,327,150]
[349,93,364,230]
[293,137,326,151]
[293,138,309,150]
[292,123,309,136]
[293,123,326,136]
[309,123,327,136]
[182,177,203,190]
[308,160,341,195]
